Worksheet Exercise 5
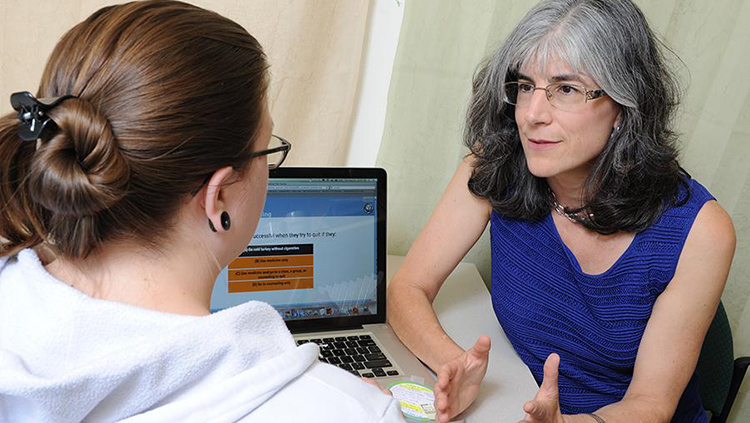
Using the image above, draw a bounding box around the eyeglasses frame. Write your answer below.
[251,134,291,170]
[502,81,607,110]
[190,134,292,196]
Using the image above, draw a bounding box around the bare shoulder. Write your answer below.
[461,153,487,174]
[443,155,492,215]
[458,154,479,180]
[686,200,736,257]
[671,199,736,295]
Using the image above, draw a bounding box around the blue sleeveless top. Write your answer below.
[490,179,713,423]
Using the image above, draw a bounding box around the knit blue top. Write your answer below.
[490,179,713,423]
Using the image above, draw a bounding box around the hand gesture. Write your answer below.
[516,353,566,423]
[434,336,491,423]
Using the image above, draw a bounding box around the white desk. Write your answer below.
[387,255,539,422]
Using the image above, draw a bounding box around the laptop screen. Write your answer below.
[210,168,387,330]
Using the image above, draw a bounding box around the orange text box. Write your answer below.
[230,255,313,268]
[229,278,314,293]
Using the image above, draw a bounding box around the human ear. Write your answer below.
[614,108,623,131]
[204,166,235,232]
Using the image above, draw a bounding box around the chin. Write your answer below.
[524,158,558,179]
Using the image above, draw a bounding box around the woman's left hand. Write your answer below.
[515,353,567,423]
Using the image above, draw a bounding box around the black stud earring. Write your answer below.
[221,211,231,231]
[208,219,217,233]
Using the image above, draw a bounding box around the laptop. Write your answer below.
[210,167,435,389]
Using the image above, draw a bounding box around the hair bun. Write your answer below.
[28,97,130,217]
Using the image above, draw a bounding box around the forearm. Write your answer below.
[387,277,464,371]
[562,396,672,423]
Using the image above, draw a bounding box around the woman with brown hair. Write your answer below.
[0,2,404,422]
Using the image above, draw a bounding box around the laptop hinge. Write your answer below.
[289,324,365,335]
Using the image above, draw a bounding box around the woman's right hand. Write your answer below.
[434,336,491,423]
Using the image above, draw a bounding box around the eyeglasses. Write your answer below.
[502,81,607,112]
[251,134,291,170]
[190,135,292,196]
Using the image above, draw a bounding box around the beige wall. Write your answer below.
[0,0,370,166]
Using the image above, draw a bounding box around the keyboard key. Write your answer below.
[328,357,342,365]
[355,347,368,355]
[369,345,381,353]
[320,350,333,358]
[333,349,346,357]
[372,368,386,377]
[340,356,354,363]
[323,338,335,343]
[358,339,376,347]
[365,353,387,361]
[351,362,365,370]
[347,336,360,340]
[344,348,356,356]
[319,357,328,363]
[345,341,358,348]
[386,370,399,376]
[352,355,366,362]
[333,342,346,349]
[296,340,309,345]
[349,370,360,376]
[338,363,353,371]
[362,372,375,378]
[360,335,372,340]
[310,339,323,344]
[364,360,392,369]
[335,336,347,342]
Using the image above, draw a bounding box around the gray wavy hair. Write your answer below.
[466,0,685,234]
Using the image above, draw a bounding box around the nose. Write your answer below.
[523,88,553,125]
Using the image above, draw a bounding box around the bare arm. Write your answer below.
[387,158,492,370]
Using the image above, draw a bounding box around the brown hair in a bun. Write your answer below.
[0,0,269,258]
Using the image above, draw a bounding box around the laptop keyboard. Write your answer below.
[296,334,401,379]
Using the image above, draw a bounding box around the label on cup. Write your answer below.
[386,381,436,421]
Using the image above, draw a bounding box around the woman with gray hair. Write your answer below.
[387,0,735,422]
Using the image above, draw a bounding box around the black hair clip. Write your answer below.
[10,91,76,141]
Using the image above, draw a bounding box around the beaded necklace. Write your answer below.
[550,191,592,224]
